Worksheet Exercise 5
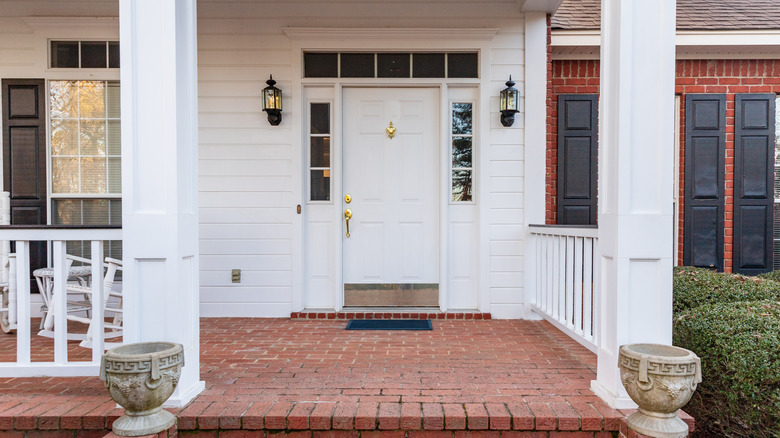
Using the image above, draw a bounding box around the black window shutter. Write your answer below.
[683,94,726,271]
[2,79,48,288]
[733,94,775,275]
[557,94,598,225]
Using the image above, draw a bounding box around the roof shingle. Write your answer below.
[551,0,780,31]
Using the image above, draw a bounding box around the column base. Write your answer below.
[591,380,638,409]
[163,380,205,408]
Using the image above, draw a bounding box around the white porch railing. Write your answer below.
[528,224,599,353]
[0,226,122,377]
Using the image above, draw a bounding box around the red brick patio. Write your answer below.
[0,318,693,437]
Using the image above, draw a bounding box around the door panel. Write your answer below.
[734,94,775,275]
[342,88,439,305]
[684,94,726,271]
[557,94,597,225]
[2,79,48,289]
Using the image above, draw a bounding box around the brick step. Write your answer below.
[291,311,492,320]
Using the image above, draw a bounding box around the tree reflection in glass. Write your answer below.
[451,102,473,202]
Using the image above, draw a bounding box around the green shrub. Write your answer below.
[758,269,780,283]
[674,299,780,437]
[672,266,780,313]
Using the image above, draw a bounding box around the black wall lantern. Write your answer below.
[262,75,282,126]
[499,76,519,127]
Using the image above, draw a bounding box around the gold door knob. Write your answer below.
[344,208,352,238]
[344,194,352,204]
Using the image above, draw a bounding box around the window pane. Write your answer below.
[311,169,330,201]
[378,53,410,78]
[452,103,473,134]
[107,120,121,155]
[341,53,375,78]
[452,137,472,168]
[452,170,473,202]
[109,199,122,225]
[80,157,107,193]
[51,119,79,156]
[79,82,106,118]
[448,53,478,78]
[108,42,120,68]
[51,41,79,68]
[311,137,330,168]
[81,41,107,68]
[413,53,445,78]
[50,81,78,119]
[106,82,121,118]
[83,199,109,224]
[52,158,80,193]
[304,53,338,78]
[52,199,82,224]
[310,103,330,134]
[108,157,121,194]
[80,120,107,155]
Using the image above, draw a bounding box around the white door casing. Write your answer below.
[342,87,440,285]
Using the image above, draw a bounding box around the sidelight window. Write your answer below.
[309,103,332,201]
[451,102,474,202]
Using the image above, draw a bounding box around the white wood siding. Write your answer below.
[0,0,530,318]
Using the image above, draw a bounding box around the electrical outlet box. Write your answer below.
[231,269,241,283]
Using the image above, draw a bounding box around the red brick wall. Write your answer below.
[547,59,780,271]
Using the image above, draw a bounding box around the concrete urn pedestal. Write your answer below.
[618,344,701,438]
[100,342,184,437]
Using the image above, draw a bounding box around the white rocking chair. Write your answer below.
[65,257,123,349]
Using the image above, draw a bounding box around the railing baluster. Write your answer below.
[564,236,573,328]
[551,235,559,319]
[592,238,600,346]
[90,241,105,360]
[573,237,584,335]
[53,241,69,364]
[583,237,594,341]
[15,241,31,364]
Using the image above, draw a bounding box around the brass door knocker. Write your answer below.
[386,121,396,139]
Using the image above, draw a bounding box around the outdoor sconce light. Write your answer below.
[262,75,282,126]
[499,76,519,127]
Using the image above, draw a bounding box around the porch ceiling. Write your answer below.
[0,318,684,434]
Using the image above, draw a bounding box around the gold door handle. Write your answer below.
[344,208,352,238]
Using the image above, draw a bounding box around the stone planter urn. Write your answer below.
[618,344,701,438]
[100,342,184,437]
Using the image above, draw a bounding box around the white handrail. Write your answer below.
[528,224,599,353]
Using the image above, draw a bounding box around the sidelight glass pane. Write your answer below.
[452,103,473,134]
[310,103,330,134]
[447,53,478,78]
[378,53,410,78]
[413,53,445,78]
[304,53,338,77]
[341,53,375,78]
[80,120,106,155]
[51,41,79,68]
[310,137,330,168]
[51,119,79,156]
[311,169,331,201]
[452,137,472,168]
[452,170,473,202]
[81,41,107,68]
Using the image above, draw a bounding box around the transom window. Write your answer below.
[50,40,119,69]
[304,52,478,79]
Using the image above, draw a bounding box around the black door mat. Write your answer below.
[345,319,432,330]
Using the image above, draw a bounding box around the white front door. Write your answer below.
[342,87,440,306]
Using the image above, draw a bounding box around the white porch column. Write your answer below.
[119,0,204,406]
[523,11,548,319]
[591,0,676,408]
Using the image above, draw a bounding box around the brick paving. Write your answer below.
[0,318,693,437]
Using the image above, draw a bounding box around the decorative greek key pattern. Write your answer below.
[104,351,184,374]
[618,353,697,376]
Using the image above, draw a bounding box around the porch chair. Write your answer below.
[65,257,123,349]
[36,254,95,339]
